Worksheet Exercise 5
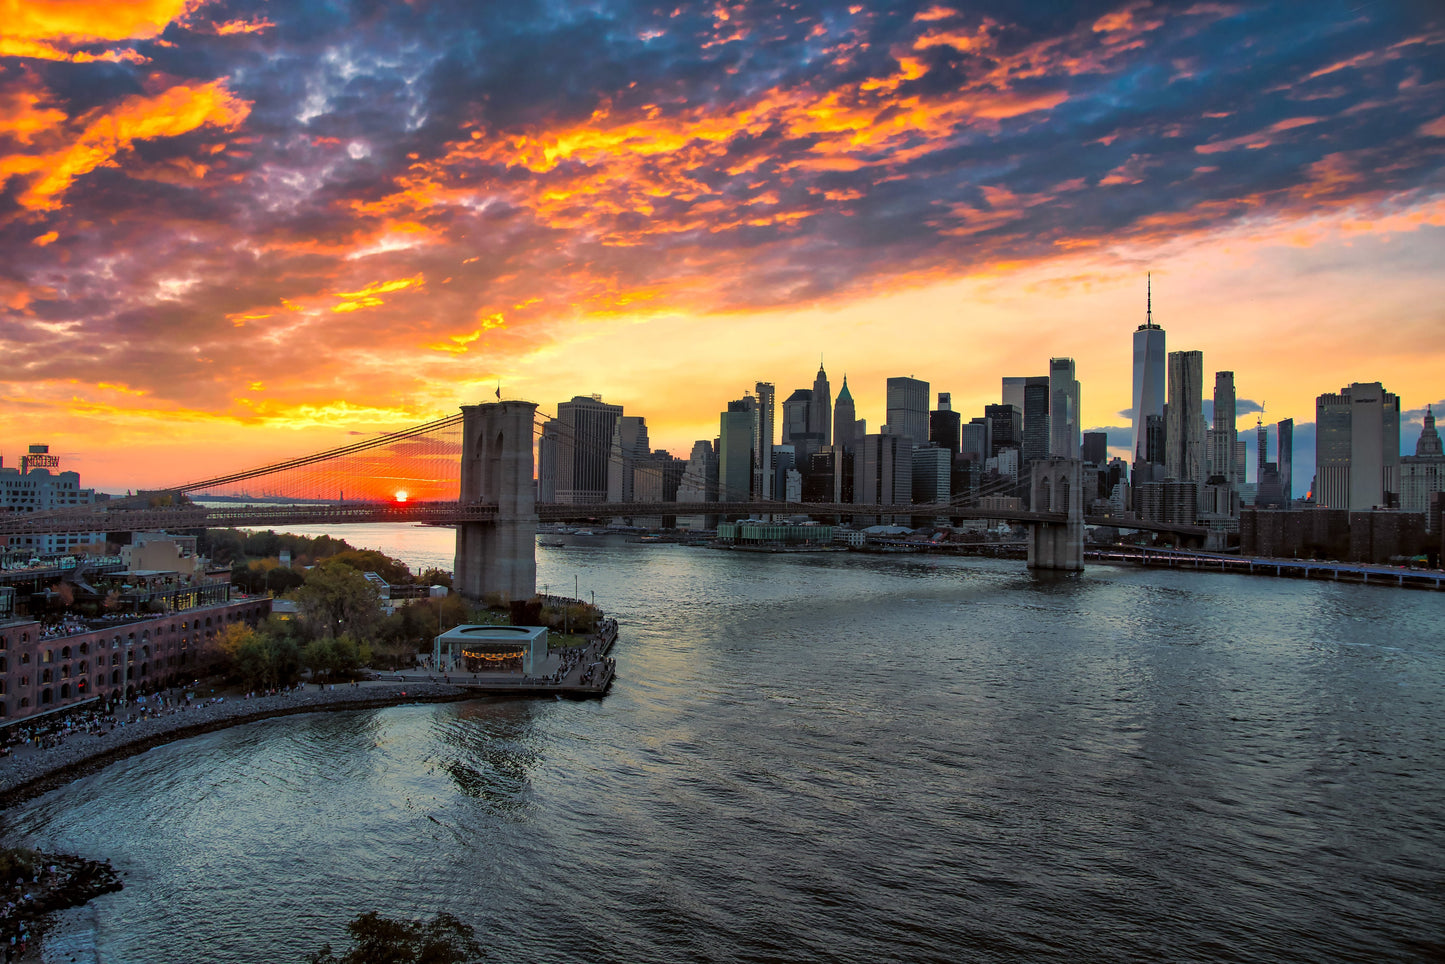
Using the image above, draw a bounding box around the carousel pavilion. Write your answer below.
[432,624,547,675]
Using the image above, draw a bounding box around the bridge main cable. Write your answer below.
[168,412,464,494]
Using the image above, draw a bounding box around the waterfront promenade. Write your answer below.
[0,681,469,809]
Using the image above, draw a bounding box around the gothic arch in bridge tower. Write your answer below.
[454,401,538,604]
[1027,459,1084,572]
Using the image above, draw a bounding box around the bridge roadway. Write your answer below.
[0,499,1206,539]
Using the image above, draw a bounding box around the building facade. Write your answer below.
[1315,382,1401,511]
[554,396,624,504]
[1400,405,1445,513]
[0,595,271,723]
[1210,371,1238,485]
[833,376,862,452]
[0,444,101,556]
[1048,358,1080,459]
[1165,350,1204,484]
[1130,278,1166,466]
[885,377,929,444]
[929,393,961,458]
[1022,377,1051,467]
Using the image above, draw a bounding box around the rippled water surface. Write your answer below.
[6,531,1444,963]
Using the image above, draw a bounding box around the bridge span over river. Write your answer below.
[0,402,1205,600]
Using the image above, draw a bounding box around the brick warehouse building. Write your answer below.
[0,595,271,723]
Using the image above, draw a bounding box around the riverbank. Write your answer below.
[0,681,469,812]
[0,850,121,962]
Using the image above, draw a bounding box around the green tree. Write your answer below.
[290,559,384,644]
[306,911,481,964]
[416,567,452,589]
[202,528,247,567]
[329,548,412,586]
[301,633,369,682]
[235,633,301,689]
[243,530,283,559]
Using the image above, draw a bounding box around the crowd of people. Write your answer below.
[0,865,50,961]
[0,681,359,761]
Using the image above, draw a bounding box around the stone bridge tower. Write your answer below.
[454,400,538,603]
[1027,458,1084,572]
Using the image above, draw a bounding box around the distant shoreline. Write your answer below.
[0,682,470,812]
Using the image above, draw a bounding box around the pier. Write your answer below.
[385,615,620,699]
[1090,546,1445,590]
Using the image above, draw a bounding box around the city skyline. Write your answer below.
[1,1,1442,491]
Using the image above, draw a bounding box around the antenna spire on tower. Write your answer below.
[1146,272,1152,327]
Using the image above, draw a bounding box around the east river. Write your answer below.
[5,526,1444,962]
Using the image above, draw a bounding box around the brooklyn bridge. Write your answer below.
[0,401,1205,597]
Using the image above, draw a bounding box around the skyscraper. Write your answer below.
[606,415,650,502]
[929,392,961,458]
[1022,376,1051,466]
[1255,418,1268,486]
[833,376,860,452]
[810,364,832,446]
[854,432,913,508]
[1001,376,1027,414]
[782,389,813,447]
[719,398,756,502]
[1131,275,1166,466]
[1277,418,1294,500]
[984,403,1020,458]
[1400,405,1445,512]
[754,381,775,500]
[1211,371,1237,484]
[1048,358,1080,459]
[1081,432,1107,466]
[886,377,929,443]
[1315,382,1401,510]
[555,395,624,504]
[1165,350,1204,483]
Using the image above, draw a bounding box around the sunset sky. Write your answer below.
[1,0,1442,495]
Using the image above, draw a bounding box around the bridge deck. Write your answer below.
[0,500,1206,538]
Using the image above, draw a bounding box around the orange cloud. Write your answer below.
[0,81,67,145]
[331,275,426,313]
[0,0,198,61]
[213,18,276,36]
[360,29,1069,251]
[0,79,251,211]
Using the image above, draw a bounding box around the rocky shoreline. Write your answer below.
[0,681,470,811]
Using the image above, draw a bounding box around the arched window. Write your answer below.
[1054,475,1069,513]
[42,649,53,664]
[0,701,7,717]
[61,646,71,659]
[79,643,89,655]
[0,635,7,650]
[41,669,52,684]
[60,683,70,699]
[40,689,52,705]
[0,656,6,673]
[20,653,30,665]
[19,698,29,709]
[1038,477,1051,513]
[79,660,88,674]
